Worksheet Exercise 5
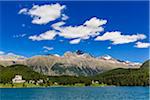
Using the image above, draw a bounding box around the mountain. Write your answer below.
[0,60,148,86]
[0,51,141,76]
[0,53,26,66]
[92,60,149,86]
[140,60,149,69]
[98,54,141,66]
[0,53,26,61]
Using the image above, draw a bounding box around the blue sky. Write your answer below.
[0,1,149,62]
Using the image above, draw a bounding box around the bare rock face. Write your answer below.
[0,51,141,76]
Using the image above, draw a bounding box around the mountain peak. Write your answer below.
[100,54,113,60]
[75,50,85,55]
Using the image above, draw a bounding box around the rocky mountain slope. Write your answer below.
[0,50,141,76]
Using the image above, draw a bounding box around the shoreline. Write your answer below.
[0,86,150,89]
[0,86,112,88]
[0,83,111,88]
[0,85,150,89]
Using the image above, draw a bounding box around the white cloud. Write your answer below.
[0,51,5,55]
[107,46,111,49]
[52,17,107,44]
[51,21,66,30]
[61,14,69,20]
[22,24,26,27]
[95,31,146,45]
[43,50,48,53]
[19,4,107,44]
[134,42,150,48]
[18,8,28,14]
[59,40,64,42]
[57,17,106,39]
[43,46,54,50]
[29,30,57,41]
[84,17,107,28]
[29,17,107,43]
[13,34,26,38]
[57,25,103,39]
[69,38,81,44]
[19,3,66,25]
[19,3,148,46]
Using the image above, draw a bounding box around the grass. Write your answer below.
[0,83,42,88]
[0,83,109,88]
[91,83,108,87]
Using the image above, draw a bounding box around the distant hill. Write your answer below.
[0,64,47,83]
[140,60,149,69]
[92,60,149,86]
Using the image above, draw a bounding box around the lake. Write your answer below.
[0,86,149,100]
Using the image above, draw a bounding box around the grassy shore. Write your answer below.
[0,83,42,88]
[0,83,108,88]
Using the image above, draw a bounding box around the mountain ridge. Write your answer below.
[0,51,141,76]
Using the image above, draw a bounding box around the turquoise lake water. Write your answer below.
[0,86,149,100]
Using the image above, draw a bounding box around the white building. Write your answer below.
[29,80,35,84]
[92,80,99,84]
[12,75,25,83]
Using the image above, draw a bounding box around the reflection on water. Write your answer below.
[0,86,149,100]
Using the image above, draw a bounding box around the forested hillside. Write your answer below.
[92,60,149,86]
[0,64,47,83]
